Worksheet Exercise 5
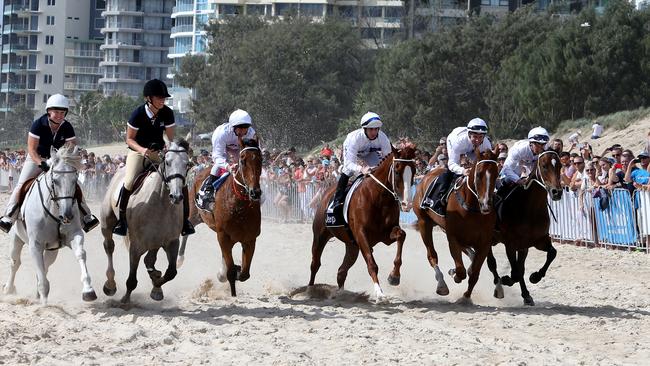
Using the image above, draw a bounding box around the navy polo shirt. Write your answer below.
[28,114,76,158]
[127,104,175,150]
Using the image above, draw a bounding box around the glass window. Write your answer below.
[360,28,380,39]
[275,3,298,16]
[362,6,382,17]
[385,7,403,18]
[246,4,266,15]
[300,4,323,16]
[338,6,357,18]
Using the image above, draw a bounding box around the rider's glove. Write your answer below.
[39,161,50,172]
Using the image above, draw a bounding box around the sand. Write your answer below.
[0,193,649,365]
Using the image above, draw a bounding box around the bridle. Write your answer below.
[148,148,190,189]
[367,156,415,202]
[37,162,79,226]
[466,159,498,200]
[233,146,261,201]
[524,150,560,191]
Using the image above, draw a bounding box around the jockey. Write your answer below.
[499,126,550,187]
[196,109,256,209]
[327,112,392,217]
[0,94,99,234]
[422,117,492,216]
[112,79,195,236]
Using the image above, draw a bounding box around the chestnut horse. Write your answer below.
[486,149,563,305]
[308,146,416,300]
[412,148,498,302]
[190,138,262,296]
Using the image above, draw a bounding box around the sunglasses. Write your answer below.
[613,154,621,157]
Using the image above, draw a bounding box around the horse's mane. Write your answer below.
[172,138,190,152]
[53,144,83,170]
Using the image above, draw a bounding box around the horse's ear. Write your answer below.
[392,145,399,155]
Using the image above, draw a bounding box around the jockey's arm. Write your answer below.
[27,135,43,165]
[126,126,146,155]
[446,142,465,176]
[165,125,175,146]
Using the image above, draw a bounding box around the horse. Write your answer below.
[308,145,416,300]
[486,149,563,306]
[412,148,498,302]
[100,139,191,303]
[189,137,262,297]
[3,145,97,305]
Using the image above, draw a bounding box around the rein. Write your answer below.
[454,158,497,213]
[232,146,261,201]
[147,148,189,189]
[523,150,559,191]
[36,166,79,240]
[367,157,415,202]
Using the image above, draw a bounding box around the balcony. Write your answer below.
[101,9,144,17]
[0,82,27,92]
[101,22,144,33]
[172,4,195,14]
[168,46,192,57]
[171,25,194,34]
[64,66,101,75]
[64,82,99,91]
[64,49,103,58]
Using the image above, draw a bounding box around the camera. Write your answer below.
[632,158,641,164]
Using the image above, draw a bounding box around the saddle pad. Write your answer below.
[343,177,364,224]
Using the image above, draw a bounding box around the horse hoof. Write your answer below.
[436,285,449,296]
[453,275,463,284]
[176,256,185,268]
[387,274,400,286]
[501,276,514,287]
[523,296,535,306]
[529,272,543,284]
[150,288,164,301]
[82,290,97,302]
[455,296,473,305]
[120,295,130,304]
[493,285,505,299]
[103,284,117,296]
[238,272,250,282]
[3,285,16,295]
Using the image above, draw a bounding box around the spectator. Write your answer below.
[624,151,650,189]
[437,154,448,169]
[497,152,507,172]
[591,122,603,139]
[320,143,333,159]
[597,158,614,186]
[569,157,586,191]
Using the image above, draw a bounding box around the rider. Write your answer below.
[498,126,550,188]
[327,112,392,221]
[0,94,99,234]
[196,109,256,209]
[422,117,492,216]
[112,79,195,236]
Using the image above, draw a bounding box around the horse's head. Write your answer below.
[236,137,262,201]
[467,147,498,215]
[391,144,417,212]
[48,144,82,224]
[162,139,191,204]
[533,150,563,201]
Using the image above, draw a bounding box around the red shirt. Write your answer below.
[320,147,333,158]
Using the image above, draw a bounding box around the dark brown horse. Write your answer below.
[308,146,416,300]
[190,138,262,296]
[412,148,499,302]
[486,149,563,305]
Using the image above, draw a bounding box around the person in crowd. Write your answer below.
[327,112,392,223]
[111,79,194,236]
[591,122,603,139]
[549,138,564,154]
[421,118,492,216]
[0,94,99,234]
[320,143,333,159]
[569,156,586,191]
[497,152,507,172]
[196,109,257,210]
[624,151,650,189]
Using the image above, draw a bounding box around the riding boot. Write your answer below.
[197,174,217,209]
[75,185,99,233]
[112,186,131,236]
[181,185,195,236]
[0,217,12,234]
[430,170,454,216]
[329,173,349,214]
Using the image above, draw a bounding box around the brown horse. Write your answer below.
[190,138,262,296]
[308,146,416,299]
[412,148,498,302]
[486,149,563,306]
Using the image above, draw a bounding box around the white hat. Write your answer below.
[360,112,382,128]
[46,94,69,111]
[229,109,252,128]
[467,118,488,134]
[528,126,550,144]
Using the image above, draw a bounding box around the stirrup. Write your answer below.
[112,220,127,236]
[0,220,11,234]
[83,215,99,233]
[182,220,195,236]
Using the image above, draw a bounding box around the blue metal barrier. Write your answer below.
[593,189,638,246]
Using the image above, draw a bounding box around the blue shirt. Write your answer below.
[28,114,75,158]
[630,168,650,184]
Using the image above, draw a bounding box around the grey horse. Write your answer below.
[3,145,96,305]
[100,140,191,303]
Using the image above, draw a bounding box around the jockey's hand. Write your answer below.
[361,166,372,175]
[145,150,162,164]
[462,168,470,176]
[38,161,50,172]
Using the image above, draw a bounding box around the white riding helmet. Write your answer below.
[46,94,69,111]
[528,126,550,144]
[360,112,382,128]
[467,118,488,134]
[229,109,252,128]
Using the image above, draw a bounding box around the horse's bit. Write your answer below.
[233,146,261,200]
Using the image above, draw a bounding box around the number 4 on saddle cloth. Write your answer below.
[325,176,364,227]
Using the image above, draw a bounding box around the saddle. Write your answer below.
[325,175,364,228]
[420,172,461,217]
[15,177,86,214]
[131,168,155,196]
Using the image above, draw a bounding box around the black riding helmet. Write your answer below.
[143,79,171,98]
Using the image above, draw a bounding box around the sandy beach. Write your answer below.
[0,194,649,365]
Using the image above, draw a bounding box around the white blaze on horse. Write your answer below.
[100,139,191,303]
[3,145,96,305]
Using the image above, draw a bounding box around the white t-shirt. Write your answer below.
[446,127,493,175]
[592,123,603,138]
[341,129,392,176]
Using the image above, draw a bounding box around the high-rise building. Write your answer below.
[99,0,174,97]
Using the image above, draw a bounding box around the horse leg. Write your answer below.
[29,240,49,305]
[121,246,143,304]
[308,228,332,286]
[516,248,535,306]
[462,244,490,301]
[499,245,519,287]
[356,234,384,299]
[150,239,180,301]
[447,237,467,284]
[101,232,117,296]
[144,249,162,284]
[177,234,188,268]
[337,242,360,289]
[530,236,557,284]
[69,233,97,302]
[217,232,238,297]
[486,248,504,299]
[3,232,25,295]
[238,240,256,282]
[387,226,405,286]
[417,217,448,296]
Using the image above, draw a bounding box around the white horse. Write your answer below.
[3,145,96,305]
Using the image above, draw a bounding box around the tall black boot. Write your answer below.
[332,173,350,209]
[112,186,131,236]
[181,185,195,236]
[75,185,99,233]
[197,174,217,209]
